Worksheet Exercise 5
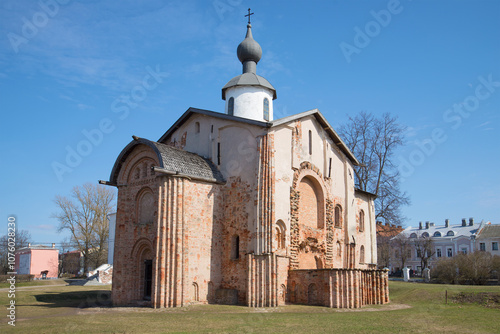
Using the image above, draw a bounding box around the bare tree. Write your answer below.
[0,230,32,274]
[52,183,115,274]
[392,233,412,269]
[413,233,435,270]
[339,112,410,225]
[377,235,392,269]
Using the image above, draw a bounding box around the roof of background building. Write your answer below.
[476,224,500,239]
[16,245,58,252]
[376,222,404,238]
[398,222,482,240]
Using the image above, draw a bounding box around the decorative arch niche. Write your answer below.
[275,220,286,250]
[289,162,330,269]
[297,176,325,229]
[136,187,156,225]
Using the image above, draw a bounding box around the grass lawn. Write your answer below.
[0,281,499,333]
[0,278,67,289]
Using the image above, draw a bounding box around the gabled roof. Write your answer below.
[109,137,225,185]
[157,107,360,166]
[272,109,361,166]
[158,107,270,144]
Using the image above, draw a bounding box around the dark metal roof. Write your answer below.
[158,107,270,144]
[272,109,361,166]
[109,137,225,185]
[222,73,277,100]
[355,188,377,198]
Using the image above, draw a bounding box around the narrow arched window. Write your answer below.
[231,235,240,259]
[334,205,342,228]
[359,210,365,232]
[360,245,365,264]
[263,98,269,121]
[276,220,286,249]
[228,97,234,116]
[308,130,312,155]
[192,282,199,301]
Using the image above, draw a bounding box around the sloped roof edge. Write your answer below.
[355,188,377,198]
[272,109,361,166]
[158,107,270,143]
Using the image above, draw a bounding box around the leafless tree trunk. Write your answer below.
[392,233,412,269]
[52,183,115,274]
[377,235,392,269]
[413,233,435,270]
[339,112,410,225]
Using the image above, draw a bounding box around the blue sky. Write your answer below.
[1,0,499,245]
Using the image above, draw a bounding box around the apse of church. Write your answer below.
[101,10,389,309]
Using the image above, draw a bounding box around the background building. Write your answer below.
[390,218,499,275]
[476,224,500,255]
[15,244,59,279]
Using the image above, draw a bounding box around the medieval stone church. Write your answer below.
[102,17,389,308]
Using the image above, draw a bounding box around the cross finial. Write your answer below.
[245,8,254,24]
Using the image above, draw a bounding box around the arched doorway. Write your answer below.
[131,239,154,301]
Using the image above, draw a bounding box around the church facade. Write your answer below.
[103,19,389,308]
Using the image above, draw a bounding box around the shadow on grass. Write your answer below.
[33,290,111,308]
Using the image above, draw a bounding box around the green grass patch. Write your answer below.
[0,278,67,289]
[0,281,499,333]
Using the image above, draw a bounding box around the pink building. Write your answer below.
[15,244,59,279]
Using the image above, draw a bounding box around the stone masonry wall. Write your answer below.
[112,145,160,306]
[288,268,389,308]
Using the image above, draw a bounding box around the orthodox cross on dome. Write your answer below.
[245,8,254,24]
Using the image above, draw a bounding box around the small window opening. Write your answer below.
[211,125,214,133]
[195,122,200,134]
[228,97,234,116]
[308,130,312,155]
[217,142,221,165]
[359,210,365,232]
[231,235,240,259]
[328,158,332,178]
[263,98,269,121]
[334,205,342,228]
